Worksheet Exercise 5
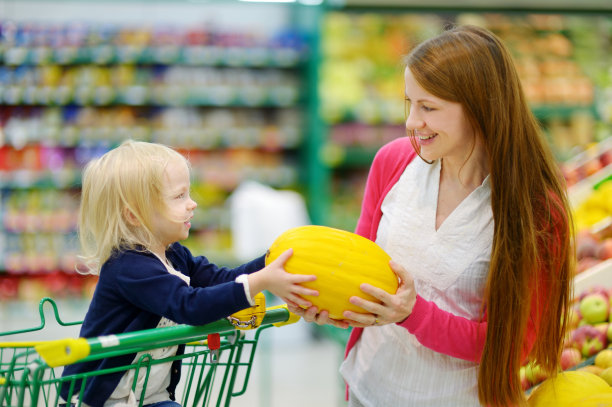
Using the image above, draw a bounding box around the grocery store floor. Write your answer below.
[0,298,348,407]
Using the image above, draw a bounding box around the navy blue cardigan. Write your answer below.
[60,242,265,407]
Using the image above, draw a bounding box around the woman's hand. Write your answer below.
[343,260,417,328]
[285,302,350,329]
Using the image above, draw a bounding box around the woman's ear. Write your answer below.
[123,207,141,226]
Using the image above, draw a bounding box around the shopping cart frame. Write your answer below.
[0,296,299,407]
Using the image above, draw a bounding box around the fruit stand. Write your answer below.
[569,137,612,290]
[523,138,612,405]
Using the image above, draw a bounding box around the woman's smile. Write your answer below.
[416,131,437,140]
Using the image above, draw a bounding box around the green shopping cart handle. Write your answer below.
[268,304,301,327]
[33,304,298,368]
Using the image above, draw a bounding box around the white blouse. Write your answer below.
[340,158,494,407]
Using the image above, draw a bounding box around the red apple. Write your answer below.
[594,323,610,347]
[579,285,610,301]
[570,325,608,357]
[563,166,579,186]
[576,257,601,274]
[576,231,600,260]
[583,158,603,176]
[600,150,612,167]
[560,347,582,370]
[596,238,612,260]
[580,293,609,324]
[594,322,609,335]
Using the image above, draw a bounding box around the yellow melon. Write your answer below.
[528,371,612,407]
[265,225,398,320]
[575,393,612,406]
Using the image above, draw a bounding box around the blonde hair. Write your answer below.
[77,140,189,275]
[405,25,573,406]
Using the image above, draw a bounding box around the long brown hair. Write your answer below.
[405,25,574,406]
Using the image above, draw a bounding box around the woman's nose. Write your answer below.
[405,108,425,130]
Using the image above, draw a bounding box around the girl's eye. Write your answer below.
[422,105,434,112]
[176,193,185,199]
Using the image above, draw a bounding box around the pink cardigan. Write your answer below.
[344,137,540,366]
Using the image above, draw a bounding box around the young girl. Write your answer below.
[60,140,317,407]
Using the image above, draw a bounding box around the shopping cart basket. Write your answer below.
[0,295,299,407]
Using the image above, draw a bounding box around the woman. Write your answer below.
[287,25,573,406]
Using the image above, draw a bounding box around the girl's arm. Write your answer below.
[169,242,265,288]
[170,243,316,309]
[115,252,253,326]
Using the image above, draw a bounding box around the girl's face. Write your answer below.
[151,159,197,254]
[404,67,477,164]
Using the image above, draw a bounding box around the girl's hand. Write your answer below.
[284,301,350,329]
[248,248,318,308]
[342,260,417,328]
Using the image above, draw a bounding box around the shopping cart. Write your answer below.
[0,294,299,407]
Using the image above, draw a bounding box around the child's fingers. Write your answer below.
[303,305,320,320]
[271,248,293,265]
[290,273,316,283]
[286,294,312,308]
[287,276,318,297]
[284,299,304,314]
[295,286,318,297]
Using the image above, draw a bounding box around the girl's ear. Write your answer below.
[123,207,141,226]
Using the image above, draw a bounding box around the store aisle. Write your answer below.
[0,299,347,407]
[230,319,347,407]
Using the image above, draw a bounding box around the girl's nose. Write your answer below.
[188,198,197,210]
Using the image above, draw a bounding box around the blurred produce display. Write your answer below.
[561,137,612,188]
[574,182,612,233]
[521,280,612,392]
[523,172,612,396]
